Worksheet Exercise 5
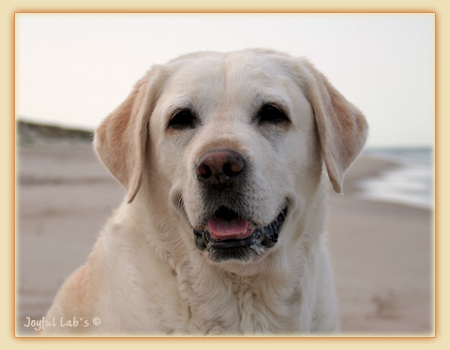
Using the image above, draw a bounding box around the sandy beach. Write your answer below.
[16,142,433,336]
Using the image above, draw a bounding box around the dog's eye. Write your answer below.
[168,110,198,130]
[257,104,290,125]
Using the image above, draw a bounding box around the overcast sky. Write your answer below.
[15,13,434,148]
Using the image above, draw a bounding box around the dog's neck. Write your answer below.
[179,254,304,333]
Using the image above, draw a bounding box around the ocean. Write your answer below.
[357,148,433,210]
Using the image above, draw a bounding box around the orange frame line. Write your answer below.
[12,11,437,340]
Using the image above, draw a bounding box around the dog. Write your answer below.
[42,49,367,335]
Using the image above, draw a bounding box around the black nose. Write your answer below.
[197,149,246,188]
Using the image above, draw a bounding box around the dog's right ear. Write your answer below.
[94,66,163,203]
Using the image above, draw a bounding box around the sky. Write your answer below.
[15,13,434,148]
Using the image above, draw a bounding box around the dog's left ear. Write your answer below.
[94,66,164,203]
[299,59,368,193]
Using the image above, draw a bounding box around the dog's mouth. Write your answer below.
[193,205,288,262]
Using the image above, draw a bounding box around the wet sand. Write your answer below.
[16,143,433,335]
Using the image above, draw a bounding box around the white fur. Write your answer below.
[42,49,367,335]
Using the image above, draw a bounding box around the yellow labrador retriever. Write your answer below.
[43,49,367,335]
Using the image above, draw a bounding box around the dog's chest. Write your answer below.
[178,276,302,334]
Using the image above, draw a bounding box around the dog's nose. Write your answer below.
[197,150,246,187]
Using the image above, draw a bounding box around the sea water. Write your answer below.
[357,148,433,210]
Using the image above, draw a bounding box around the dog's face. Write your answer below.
[94,49,368,267]
[150,52,322,263]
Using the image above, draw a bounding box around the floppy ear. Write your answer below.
[300,59,368,193]
[94,66,163,203]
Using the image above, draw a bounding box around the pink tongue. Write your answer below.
[208,216,251,241]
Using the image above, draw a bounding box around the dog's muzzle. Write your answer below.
[192,149,287,262]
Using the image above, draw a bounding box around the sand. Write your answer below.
[16,142,433,336]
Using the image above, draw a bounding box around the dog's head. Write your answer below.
[94,49,368,267]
